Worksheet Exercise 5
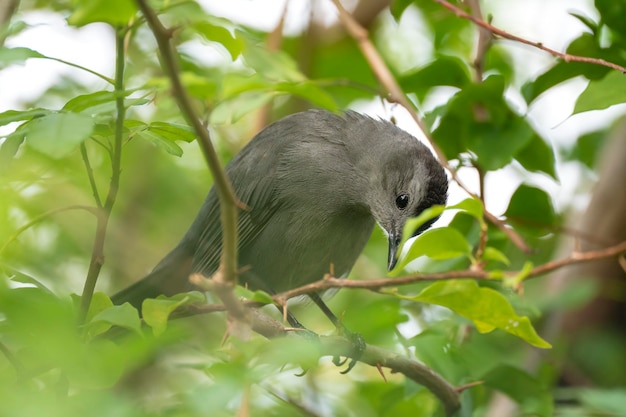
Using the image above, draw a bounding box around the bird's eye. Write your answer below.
[395,194,409,210]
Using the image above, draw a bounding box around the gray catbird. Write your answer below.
[113,110,447,322]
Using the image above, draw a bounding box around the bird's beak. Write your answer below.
[387,230,401,271]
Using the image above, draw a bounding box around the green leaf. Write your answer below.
[243,43,305,83]
[515,133,557,179]
[595,0,626,38]
[0,108,50,126]
[564,130,606,169]
[408,280,551,348]
[483,365,554,417]
[482,247,510,266]
[397,228,472,272]
[148,122,196,143]
[210,92,276,125]
[401,205,446,245]
[573,71,626,114]
[0,46,44,66]
[579,388,626,415]
[505,184,556,227]
[142,292,205,336]
[448,198,484,220]
[89,303,142,336]
[399,56,470,101]
[432,75,533,169]
[194,21,243,60]
[275,81,338,111]
[68,0,137,26]
[25,112,94,158]
[137,129,184,157]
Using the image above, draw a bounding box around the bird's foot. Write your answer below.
[332,328,366,374]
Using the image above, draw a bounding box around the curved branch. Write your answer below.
[434,0,626,74]
[246,308,461,416]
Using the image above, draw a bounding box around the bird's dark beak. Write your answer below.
[387,230,401,271]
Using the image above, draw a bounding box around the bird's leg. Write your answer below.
[308,292,365,374]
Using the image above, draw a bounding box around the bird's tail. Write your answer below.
[111,245,193,309]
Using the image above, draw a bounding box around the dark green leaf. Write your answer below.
[595,0,626,38]
[564,130,606,168]
[407,280,551,348]
[515,133,557,179]
[505,184,556,227]
[0,46,44,66]
[25,112,94,158]
[573,71,626,114]
[483,366,553,417]
[569,11,598,33]
[399,56,470,101]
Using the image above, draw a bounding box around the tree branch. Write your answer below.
[434,0,626,74]
[135,0,240,287]
[246,307,461,416]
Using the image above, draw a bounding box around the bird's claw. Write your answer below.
[333,330,366,374]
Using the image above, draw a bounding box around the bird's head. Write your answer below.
[364,134,448,271]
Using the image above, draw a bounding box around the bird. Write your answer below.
[113,109,448,327]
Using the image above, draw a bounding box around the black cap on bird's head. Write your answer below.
[348,115,448,271]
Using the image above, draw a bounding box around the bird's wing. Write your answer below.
[190,128,288,279]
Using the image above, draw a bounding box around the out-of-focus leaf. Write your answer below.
[0,46,44,66]
[569,11,598,34]
[505,184,556,227]
[564,130,606,168]
[210,92,276,125]
[137,129,184,157]
[573,70,626,114]
[406,280,551,348]
[515,133,557,179]
[483,365,553,417]
[521,34,611,103]
[25,112,94,158]
[595,0,626,38]
[89,303,142,336]
[578,388,626,415]
[399,56,470,100]
[482,247,510,266]
[0,108,50,126]
[275,81,338,111]
[143,292,205,336]
[148,122,196,143]
[432,75,533,169]
[194,21,243,60]
[68,0,137,26]
[243,43,304,83]
[448,198,484,220]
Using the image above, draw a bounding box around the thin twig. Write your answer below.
[466,0,492,81]
[80,142,102,208]
[0,205,99,256]
[435,0,626,73]
[330,0,531,253]
[79,28,128,322]
[273,240,626,299]
[135,0,240,286]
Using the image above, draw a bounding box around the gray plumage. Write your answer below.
[113,109,448,307]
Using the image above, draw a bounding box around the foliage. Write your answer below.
[1,0,625,416]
